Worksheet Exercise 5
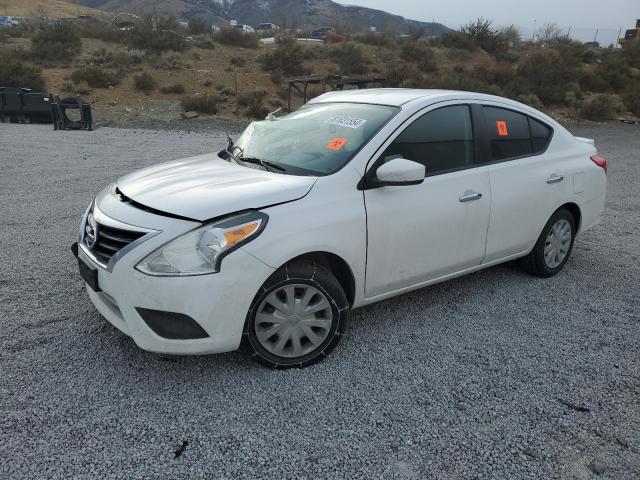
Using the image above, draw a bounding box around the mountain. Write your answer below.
[68,0,450,35]
[1,0,104,18]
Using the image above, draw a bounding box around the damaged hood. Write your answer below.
[117,153,317,221]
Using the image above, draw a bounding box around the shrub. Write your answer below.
[62,80,91,95]
[238,89,269,119]
[580,70,610,93]
[188,16,208,35]
[181,94,218,114]
[329,42,368,75]
[258,37,305,75]
[160,83,186,94]
[516,94,543,109]
[622,83,640,115]
[133,72,157,91]
[401,42,438,73]
[622,40,640,69]
[214,28,259,48]
[0,49,46,90]
[71,66,120,88]
[384,64,423,88]
[517,49,579,104]
[596,51,632,91]
[147,51,186,70]
[128,15,187,53]
[353,31,395,48]
[194,37,216,49]
[230,55,246,67]
[580,95,623,121]
[438,31,475,51]
[460,17,508,56]
[85,48,142,73]
[30,22,82,63]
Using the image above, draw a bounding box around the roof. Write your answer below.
[309,88,498,107]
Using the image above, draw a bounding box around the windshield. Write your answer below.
[232,102,399,175]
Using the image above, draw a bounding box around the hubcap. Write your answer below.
[544,219,572,268]
[254,283,333,358]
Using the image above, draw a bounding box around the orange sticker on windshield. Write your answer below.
[327,137,348,151]
[496,120,509,136]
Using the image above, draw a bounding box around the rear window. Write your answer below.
[483,106,553,161]
[484,107,532,161]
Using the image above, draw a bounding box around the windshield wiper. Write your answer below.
[239,156,287,173]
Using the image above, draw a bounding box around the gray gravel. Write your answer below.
[1,123,639,479]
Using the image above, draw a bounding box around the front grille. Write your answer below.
[86,222,146,266]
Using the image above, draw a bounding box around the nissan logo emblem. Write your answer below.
[85,212,99,248]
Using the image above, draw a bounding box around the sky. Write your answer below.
[336,0,639,46]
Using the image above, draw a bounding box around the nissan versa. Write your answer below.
[72,89,607,368]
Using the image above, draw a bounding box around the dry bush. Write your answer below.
[30,22,81,64]
[0,49,46,90]
[622,83,640,115]
[238,89,269,118]
[230,56,247,67]
[580,95,623,121]
[160,84,186,94]
[258,38,305,76]
[181,94,218,114]
[133,72,157,91]
[214,28,259,48]
[71,66,120,88]
[329,42,368,75]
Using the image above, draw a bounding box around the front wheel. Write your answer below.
[242,259,349,369]
[521,208,576,278]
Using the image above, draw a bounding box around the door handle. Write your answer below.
[547,174,564,184]
[459,192,483,202]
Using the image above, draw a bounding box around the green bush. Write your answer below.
[580,70,610,93]
[622,40,640,69]
[400,42,438,73]
[133,72,157,91]
[580,95,623,121]
[71,66,120,88]
[181,94,218,114]
[596,51,632,91]
[329,42,368,75]
[31,22,82,63]
[353,31,396,48]
[214,28,259,48]
[160,83,186,94]
[0,49,46,90]
[258,37,305,75]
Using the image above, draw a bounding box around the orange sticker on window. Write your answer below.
[496,120,509,136]
[327,137,348,151]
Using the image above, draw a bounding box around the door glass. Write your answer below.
[483,107,532,161]
[380,105,474,176]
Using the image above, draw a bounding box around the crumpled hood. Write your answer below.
[117,153,317,221]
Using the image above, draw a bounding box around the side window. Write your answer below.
[381,105,474,176]
[530,117,552,153]
[483,107,532,161]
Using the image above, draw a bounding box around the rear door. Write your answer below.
[478,105,561,262]
[364,103,491,298]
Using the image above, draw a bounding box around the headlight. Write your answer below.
[136,211,267,276]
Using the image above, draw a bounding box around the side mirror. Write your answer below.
[371,158,425,187]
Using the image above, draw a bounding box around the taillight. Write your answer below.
[591,155,608,175]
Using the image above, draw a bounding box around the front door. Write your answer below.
[364,104,491,298]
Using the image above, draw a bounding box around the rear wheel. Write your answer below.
[521,208,576,278]
[242,259,349,369]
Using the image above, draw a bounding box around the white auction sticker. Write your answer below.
[325,115,367,129]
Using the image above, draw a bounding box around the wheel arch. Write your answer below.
[280,252,356,308]
[559,202,582,233]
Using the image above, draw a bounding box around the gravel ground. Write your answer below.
[1,123,639,479]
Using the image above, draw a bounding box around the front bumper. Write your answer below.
[75,191,275,355]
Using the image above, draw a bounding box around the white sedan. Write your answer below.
[73,89,607,368]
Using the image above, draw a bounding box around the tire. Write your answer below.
[242,259,349,369]
[521,208,576,278]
